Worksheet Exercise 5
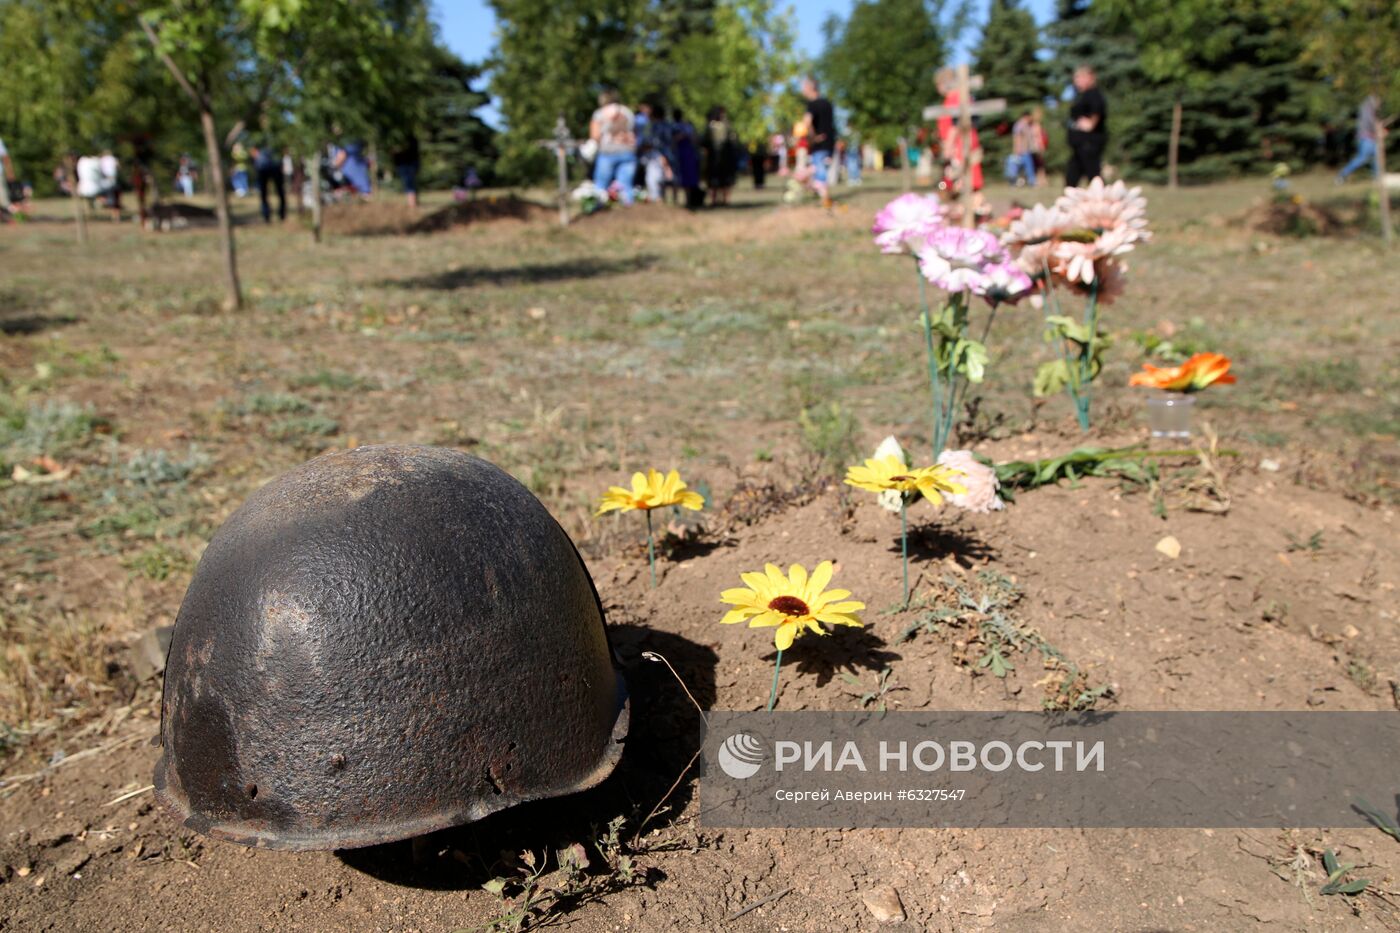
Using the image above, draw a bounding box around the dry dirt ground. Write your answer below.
[2,175,1399,931]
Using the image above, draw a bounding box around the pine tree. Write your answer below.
[1093,0,1338,183]
[971,0,1051,169]
[418,50,498,189]
[1045,0,1146,178]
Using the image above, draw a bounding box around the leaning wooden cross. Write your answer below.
[923,64,1006,226]
[535,115,584,227]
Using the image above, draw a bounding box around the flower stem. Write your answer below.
[1075,279,1101,432]
[767,648,784,711]
[900,499,909,608]
[645,509,656,588]
[936,292,968,455]
[1041,259,1085,419]
[918,268,942,460]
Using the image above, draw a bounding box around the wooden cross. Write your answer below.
[923,64,1006,226]
[536,115,584,227]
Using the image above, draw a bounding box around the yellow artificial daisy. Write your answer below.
[720,561,865,651]
[843,455,967,505]
[596,468,705,515]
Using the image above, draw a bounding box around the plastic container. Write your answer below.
[1145,392,1195,438]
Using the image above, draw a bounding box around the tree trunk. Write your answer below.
[899,136,911,193]
[310,151,323,244]
[1168,101,1182,190]
[67,154,88,245]
[1377,126,1392,245]
[198,107,242,310]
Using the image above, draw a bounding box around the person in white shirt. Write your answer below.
[76,154,102,199]
[96,149,122,219]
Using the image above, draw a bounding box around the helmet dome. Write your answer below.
[154,445,628,850]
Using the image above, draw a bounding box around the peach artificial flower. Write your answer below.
[1129,352,1237,393]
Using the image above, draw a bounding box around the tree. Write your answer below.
[819,0,968,150]
[488,0,655,182]
[670,0,798,145]
[417,51,498,190]
[1096,1,1329,187]
[138,0,278,310]
[0,0,192,240]
[971,0,1051,169]
[1048,0,1326,185]
[488,0,791,181]
[1293,0,1400,242]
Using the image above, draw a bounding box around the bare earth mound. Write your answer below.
[3,436,1398,931]
[322,195,546,236]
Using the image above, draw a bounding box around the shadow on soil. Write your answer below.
[385,254,659,291]
[899,520,999,564]
[0,289,79,336]
[785,628,902,687]
[335,625,715,893]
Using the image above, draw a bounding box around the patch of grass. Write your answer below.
[123,542,193,581]
[1336,405,1400,439]
[1284,529,1324,552]
[0,399,99,464]
[1345,658,1377,693]
[246,392,312,414]
[1285,359,1364,395]
[476,815,646,933]
[291,368,379,392]
[797,401,860,476]
[896,571,1115,711]
[122,446,210,487]
[266,414,341,447]
[0,606,116,737]
[1246,429,1289,448]
[80,502,164,540]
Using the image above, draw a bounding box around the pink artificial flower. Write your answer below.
[1056,178,1151,239]
[914,226,1011,296]
[873,193,946,254]
[981,260,1034,304]
[936,449,1004,513]
[1002,203,1072,277]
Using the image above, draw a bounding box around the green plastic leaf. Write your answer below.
[961,340,989,383]
[1034,360,1071,397]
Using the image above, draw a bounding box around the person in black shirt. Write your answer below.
[1066,65,1107,187]
[392,133,421,209]
[802,76,837,209]
[250,138,286,223]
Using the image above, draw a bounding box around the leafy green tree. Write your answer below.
[0,0,193,239]
[971,0,1051,168]
[819,0,967,150]
[1293,0,1400,241]
[670,0,797,145]
[489,0,792,181]
[488,0,654,182]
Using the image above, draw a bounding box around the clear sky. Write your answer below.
[433,0,1059,125]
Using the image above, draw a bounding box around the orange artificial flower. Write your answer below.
[1129,352,1236,393]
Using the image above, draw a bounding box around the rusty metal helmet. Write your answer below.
[154,445,628,851]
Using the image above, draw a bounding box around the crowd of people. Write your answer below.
[581,77,860,212]
[0,63,1388,228]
